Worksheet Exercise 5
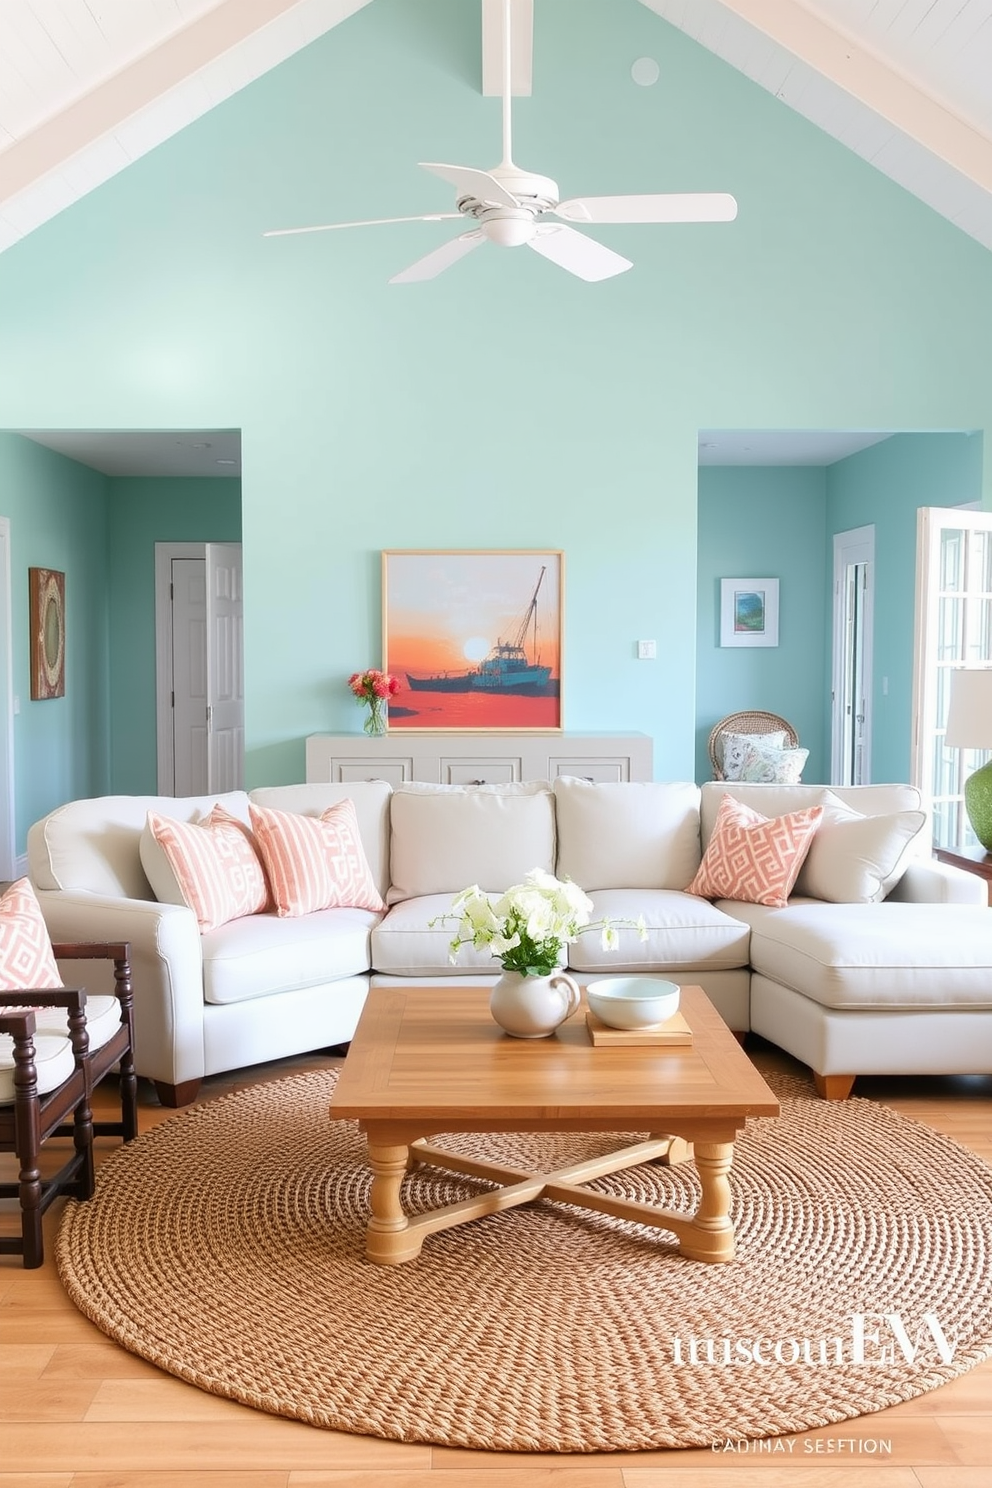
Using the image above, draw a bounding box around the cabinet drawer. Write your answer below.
[443,759,520,785]
[551,758,628,784]
[336,760,411,785]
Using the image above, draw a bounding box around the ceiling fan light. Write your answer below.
[481,215,536,247]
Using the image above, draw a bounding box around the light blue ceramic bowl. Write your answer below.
[586,976,680,1030]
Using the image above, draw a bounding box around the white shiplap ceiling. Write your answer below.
[2,1,992,254]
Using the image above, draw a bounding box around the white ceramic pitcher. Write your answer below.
[489,969,581,1038]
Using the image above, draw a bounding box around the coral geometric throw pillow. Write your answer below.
[0,878,63,989]
[248,798,385,918]
[688,794,824,908]
[144,805,270,933]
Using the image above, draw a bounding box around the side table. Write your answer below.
[934,845,992,906]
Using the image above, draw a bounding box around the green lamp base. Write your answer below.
[964,759,992,852]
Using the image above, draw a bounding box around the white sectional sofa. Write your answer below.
[26,777,992,1106]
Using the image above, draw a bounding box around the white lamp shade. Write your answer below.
[945,668,992,749]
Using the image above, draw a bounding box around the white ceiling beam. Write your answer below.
[640,0,992,193]
[0,0,372,209]
[481,0,532,97]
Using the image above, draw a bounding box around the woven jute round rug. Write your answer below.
[56,1067,992,1453]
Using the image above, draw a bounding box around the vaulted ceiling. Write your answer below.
[2,1,991,256]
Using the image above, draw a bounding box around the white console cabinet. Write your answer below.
[305,733,653,786]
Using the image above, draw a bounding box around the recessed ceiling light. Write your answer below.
[631,57,660,87]
[216,459,236,466]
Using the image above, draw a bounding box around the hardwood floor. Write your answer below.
[2,1039,990,1488]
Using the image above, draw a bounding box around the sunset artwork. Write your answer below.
[382,550,563,731]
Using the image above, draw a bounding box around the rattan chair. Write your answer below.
[0,942,136,1268]
[707,711,799,781]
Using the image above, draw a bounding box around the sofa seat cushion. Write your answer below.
[201,908,380,1005]
[748,902,992,1010]
[553,777,701,890]
[372,894,503,977]
[566,890,751,973]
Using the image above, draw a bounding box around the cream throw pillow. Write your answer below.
[737,741,809,784]
[794,794,927,903]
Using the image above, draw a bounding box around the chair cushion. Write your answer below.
[553,777,701,890]
[386,783,555,905]
[720,730,787,780]
[748,903,992,1010]
[688,795,822,908]
[566,889,751,973]
[201,908,379,1005]
[0,879,63,990]
[736,742,809,784]
[0,1032,75,1100]
[31,994,123,1051]
[248,799,385,918]
[793,794,927,903]
[141,806,270,932]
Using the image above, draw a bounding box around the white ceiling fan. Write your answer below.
[263,0,738,283]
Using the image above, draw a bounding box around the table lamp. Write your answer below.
[944,667,992,850]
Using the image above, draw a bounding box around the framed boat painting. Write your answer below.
[382,550,563,731]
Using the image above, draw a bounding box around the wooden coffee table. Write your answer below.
[329,984,779,1266]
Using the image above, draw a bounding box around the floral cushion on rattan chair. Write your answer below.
[707,711,800,781]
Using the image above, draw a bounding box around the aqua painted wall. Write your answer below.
[695,467,828,783]
[825,432,983,783]
[0,0,991,794]
[0,433,110,839]
[107,478,242,794]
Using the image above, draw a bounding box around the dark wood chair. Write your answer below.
[0,941,136,1268]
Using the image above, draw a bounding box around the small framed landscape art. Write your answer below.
[382,549,563,731]
[29,566,66,699]
[720,578,779,648]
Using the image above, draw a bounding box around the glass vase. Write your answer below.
[364,697,387,736]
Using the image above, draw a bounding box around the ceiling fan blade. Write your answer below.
[554,192,738,225]
[420,162,520,208]
[527,223,631,282]
[263,213,461,238]
[389,230,486,284]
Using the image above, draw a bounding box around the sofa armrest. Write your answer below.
[34,890,207,1088]
[886,859,987,905]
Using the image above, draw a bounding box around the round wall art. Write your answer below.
[29,566,66,700]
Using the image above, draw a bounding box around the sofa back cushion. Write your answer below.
[28,791,252,900]
[700,781,929,902]
[249,782,392,901]
[553,777,701,890]
[387,782,555,904]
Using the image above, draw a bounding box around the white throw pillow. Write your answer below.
[794,793,927,903]
[553,777,701,891]
[737,741,809,785]
[387,782,555,904]
[720,730,787,780]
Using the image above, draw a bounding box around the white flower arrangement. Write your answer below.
[436,867,646,978]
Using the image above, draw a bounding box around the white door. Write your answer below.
[155,541,244,795]
[912,507,992,848]
[831,526,875,786]
[205,543,244,792]
[171,558,208,797]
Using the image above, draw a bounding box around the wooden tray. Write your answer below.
[585,1008,693,1047]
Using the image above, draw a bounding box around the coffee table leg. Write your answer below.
[366,1141,424,1265]
[680,1140,736,1263]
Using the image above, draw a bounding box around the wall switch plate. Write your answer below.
[637,640,657,659]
